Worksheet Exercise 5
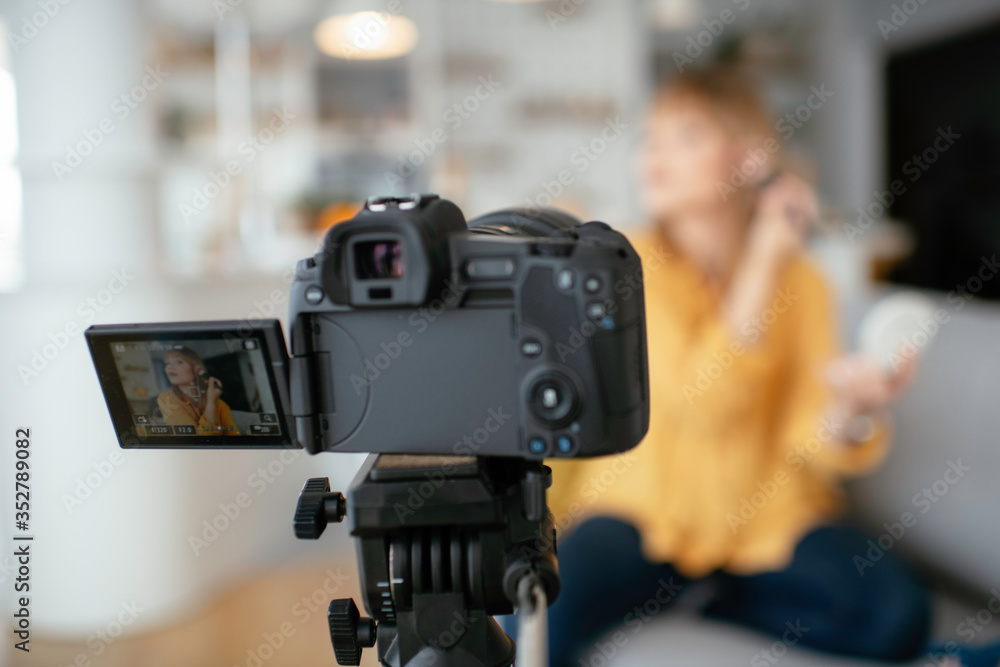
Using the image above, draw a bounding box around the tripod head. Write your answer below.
[294,454,560,666]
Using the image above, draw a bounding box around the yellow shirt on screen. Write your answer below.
[546,229,890,577]
[157,389,240,436]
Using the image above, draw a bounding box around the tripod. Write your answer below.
[294,454,560,666]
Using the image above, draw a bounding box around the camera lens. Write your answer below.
[528,373,579,428]
[354,240,404,280]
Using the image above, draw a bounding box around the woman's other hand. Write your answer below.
[825,353,918,427]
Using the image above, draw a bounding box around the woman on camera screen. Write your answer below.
[157,347,239,436]
[540,67,998,667]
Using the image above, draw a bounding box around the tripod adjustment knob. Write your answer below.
[328,598,376,666]
[294,477,346,539]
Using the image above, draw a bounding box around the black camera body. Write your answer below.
[290,194,648,459]
[85,194,650,665]
[86,194,648,460]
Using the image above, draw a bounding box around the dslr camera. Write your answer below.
[85,194,650,666]
[87,194,648,460]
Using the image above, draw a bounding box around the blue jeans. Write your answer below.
[500,517,932,667]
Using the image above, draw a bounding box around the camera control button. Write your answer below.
[541,387,559,409]
[584,276,602,293]
[305,285,325,305]
[528,438,547,455]
[521,339,543,357]
[466,258,516,279]
[528,374,579,427]
[556,269,575,290]
[556,436,574,454]
[586,302,606,319]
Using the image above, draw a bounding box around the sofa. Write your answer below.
[582,286,1000,666]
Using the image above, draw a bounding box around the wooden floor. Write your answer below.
[14,559,381,667]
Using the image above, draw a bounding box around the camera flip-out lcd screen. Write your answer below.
[85,320,297,449]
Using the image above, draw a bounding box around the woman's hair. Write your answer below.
[164,347,205,375]
[650,66,778,148]
[164,347,208,412]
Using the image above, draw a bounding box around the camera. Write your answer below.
[85,194,648,460]
[85,194,650,665]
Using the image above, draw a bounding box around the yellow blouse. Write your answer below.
[157,389,240,436]
[546,229,890,577]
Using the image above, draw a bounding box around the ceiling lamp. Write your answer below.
[648,0,699,31]
[314,10,418,60]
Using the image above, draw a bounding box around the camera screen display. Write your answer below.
[86,321,297,449]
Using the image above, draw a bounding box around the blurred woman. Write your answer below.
[538,68,995,667]
[157,347,239,435]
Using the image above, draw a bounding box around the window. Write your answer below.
[0,21,23,292]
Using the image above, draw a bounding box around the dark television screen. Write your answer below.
[885,20,1000,299]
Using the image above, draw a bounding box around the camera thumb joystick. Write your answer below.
[293,477,346,539]
[328,598,377,666]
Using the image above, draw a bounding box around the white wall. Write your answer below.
[0,0,360,636]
